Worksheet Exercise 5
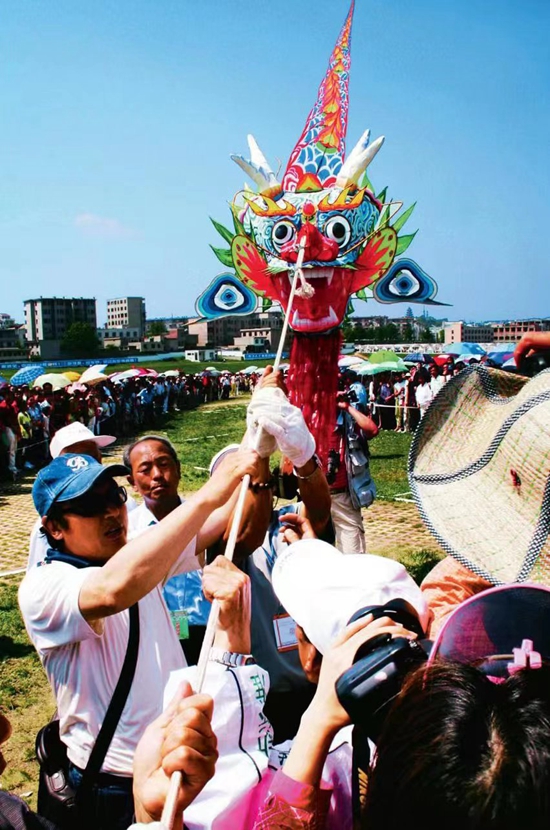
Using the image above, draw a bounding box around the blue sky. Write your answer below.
[2,0,549,325]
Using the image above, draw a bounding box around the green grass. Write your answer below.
[0,577,54,803]
[369,430,412,500]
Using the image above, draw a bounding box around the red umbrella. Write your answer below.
[433,354,452,367]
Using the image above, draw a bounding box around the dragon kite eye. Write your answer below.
[324,216,351,248]
[272,220,296,251]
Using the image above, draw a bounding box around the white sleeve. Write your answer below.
[27,518,50,571]
[18,563,103,652]
[164,535,201,582]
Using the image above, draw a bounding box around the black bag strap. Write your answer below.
[81,602,140,786]
[45,550,140,795]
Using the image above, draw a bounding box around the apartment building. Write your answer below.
[106,297,146,337]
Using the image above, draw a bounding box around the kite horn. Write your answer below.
[336,133,385,188]
[231,134,281,194]
[282,0,355,190]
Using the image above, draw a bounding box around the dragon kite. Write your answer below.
[196,0,446,467]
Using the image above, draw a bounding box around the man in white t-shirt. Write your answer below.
[19,447,258,830]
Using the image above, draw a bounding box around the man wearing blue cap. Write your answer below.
[18,448,258,830]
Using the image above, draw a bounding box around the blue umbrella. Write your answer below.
[0,375,8,387]
[10,364,46,386]
[487,351,514,366]
[446,342,486,356]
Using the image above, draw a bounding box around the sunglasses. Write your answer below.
[58,484,128,518]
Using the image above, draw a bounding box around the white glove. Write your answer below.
[246,390,278,458]
[247,387,315,468]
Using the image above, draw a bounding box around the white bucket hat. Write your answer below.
[50,422,116,459]
[272,538,429,654]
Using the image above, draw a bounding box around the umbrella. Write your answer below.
[406,352,434,364]
[446,342,486,356]
[67,382,87,393]
[110,368,142,381]
[205,366,219,371]
[489,343,516,353]
[159,370,180,378]
[456,353,481,364]
[0,376,8,388]
[338,355,363,368]
[63,371,81,381]
[80,364,109,384]
[368,350,401,364]
[10,364,46,386]
[34,373,71,390]
[486,351,514,366]
[432,354,452,367]
[141,368,159,377]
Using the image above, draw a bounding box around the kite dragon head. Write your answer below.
[197,0,444,332]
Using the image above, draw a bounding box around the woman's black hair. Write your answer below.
[363,661,550,830]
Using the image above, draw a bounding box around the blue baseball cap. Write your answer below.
[33,453,129,517]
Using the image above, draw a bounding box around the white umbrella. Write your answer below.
[159,369,180,378]
[338,355,363,368]
[33,373,71,390]
[80,364,109,384]
[110,368,141,381]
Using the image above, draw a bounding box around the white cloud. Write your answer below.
[74,213,136,239]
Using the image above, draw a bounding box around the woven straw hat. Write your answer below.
[409,365,550,585]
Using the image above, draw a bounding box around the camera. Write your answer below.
[338,388,359,405]
[325,448,341,485]
[335,600,431,740]
[518,350,550,378]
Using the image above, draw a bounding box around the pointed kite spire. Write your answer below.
[282,0,355,193]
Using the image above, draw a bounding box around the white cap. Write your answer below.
[209,443,241,476]
[272,539,429,654]
[50,422,116,459]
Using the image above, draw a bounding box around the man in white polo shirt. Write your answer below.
[19,447,258,830]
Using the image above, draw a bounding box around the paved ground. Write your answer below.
[0,444,442,574]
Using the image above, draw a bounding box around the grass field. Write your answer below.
[0,402,429,807]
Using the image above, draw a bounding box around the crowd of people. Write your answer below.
[2,331,550,829]
[0,370,262,482]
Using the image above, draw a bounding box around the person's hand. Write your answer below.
[281,513,317,544]
[202,555,251,653]
[514,332,550,367]
[306,614,418,735]
[257,365,289,396]
[336,391,350,411]
[201,448,260,507]
[133,681,218,824]
[247,390,315,468]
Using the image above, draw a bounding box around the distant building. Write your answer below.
[187,309,285,349]
[0,323,26,359]
[444,319,550,345]
[491,318,550,342]
[106,297,146,337]
[233,321,291,353]
[24,297,97,359]
[97,326,142,350]
[184,348,217,362]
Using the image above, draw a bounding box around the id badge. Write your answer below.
[273,614,298,652]
[170,610,189,640]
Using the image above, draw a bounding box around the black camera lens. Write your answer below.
[518,351,550,378]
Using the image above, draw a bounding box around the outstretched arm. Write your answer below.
[79,451,259,620]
